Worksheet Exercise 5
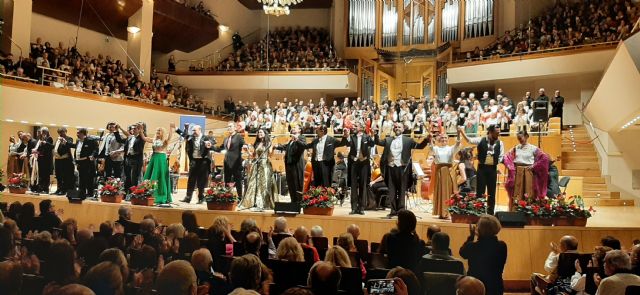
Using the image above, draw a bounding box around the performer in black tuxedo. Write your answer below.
[342,122,375,215]
[275,126,307,203]
[215,123,246,199]
[305,125,345,188]
[177,124,213,204]
[460,125,504,215]
[75,128,99,199]
[98,122,124,178]
[375,123,430,217]
[53,127,75,195]
[34,127,54,193]
[115,124,146,193]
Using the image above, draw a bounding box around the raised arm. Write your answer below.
[414,134,431,150]
[458,126,480,145]
[137,124,153,144]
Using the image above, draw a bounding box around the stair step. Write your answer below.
[563,151,599,157]
[583,191,611,198]
[562,163,601,170]
[564,159,599,164]
[584,198,635,206]
[584,183,608,191]
[583,177,606,184]
[561,169,602,177]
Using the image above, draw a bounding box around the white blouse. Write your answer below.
[514,143,537,165]
[432,141,460,164]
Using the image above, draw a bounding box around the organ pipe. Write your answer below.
[349,0,376,47]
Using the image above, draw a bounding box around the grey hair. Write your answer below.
[310,225,324,237]
[274,217,288,233]
[118,206,131,219]
[605,250,632,271]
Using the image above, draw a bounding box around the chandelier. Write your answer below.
[257,0,303,16]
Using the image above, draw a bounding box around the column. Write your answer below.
[127,0,153,83]
[3,0,33,59]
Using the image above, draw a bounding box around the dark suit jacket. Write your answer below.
[306,135,344,162]
[275,135,307,166]
[36,136,54,171]
[176,129,213,162]
[54,136,75,159]
[385,231,422,272]
[114,132,145,161]
[374,134,430,168]
[343,133,375,160]
[216,133,245,169]
[76,137,99,159]
[460,236,507,295]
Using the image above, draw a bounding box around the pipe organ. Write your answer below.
[349,0,377,47]
[465,0,494,38]
[382,0,398,47]
[441,0,459,42]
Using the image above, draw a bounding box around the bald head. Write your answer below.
[308,261,341,295]
[294,226,309,244]
[191,248,213,272]
[77,229,93,244]
[560,236,579,252]
[456,276,485,295]
[156,260,197,295]
[346,224,360,240]
[426,224,441,241]
[57,284,96,295]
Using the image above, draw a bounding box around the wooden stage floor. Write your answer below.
[2,191,639,282]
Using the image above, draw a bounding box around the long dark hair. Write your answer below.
[253,128,271,148]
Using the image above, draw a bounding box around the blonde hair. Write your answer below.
[211,216,231,238]
[166,223,185,240]
[476,214,502,238]
[324,246,351,267]
[191,248,213,272]
[337,233,355,252]
[276,237,305,262]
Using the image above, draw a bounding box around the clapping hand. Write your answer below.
[469,224,476,239]
[169,122,176,129]
[9,136,15,144]
[550,242,560,254]
[574,259,582,274]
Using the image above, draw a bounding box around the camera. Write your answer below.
[366,279,395,295]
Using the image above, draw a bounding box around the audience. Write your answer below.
[324,245,351,267]
[276,237,305,262]
[460,214,507,295]
[217,27,344,72]
[387,266,421,295]
[420,232,464,275]
[456,276,486,295]
[307,261,341,295]
[462,0,640,61]
[156,260,198,295]
[595,250,640,295]
[293,226,320,262]
[382,210,422,272]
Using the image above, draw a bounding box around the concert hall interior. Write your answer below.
[1,0,640,295]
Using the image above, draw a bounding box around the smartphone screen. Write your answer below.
[367,279,395,295]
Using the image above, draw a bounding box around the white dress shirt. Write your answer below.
[193,134,203,159]
[127,136,136,155]
[389,136,403,167]
[76,140,84,159]
[468,136,505,164]
[316,135,327,161]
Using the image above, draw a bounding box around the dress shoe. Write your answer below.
[53,190,62,195]
[357,210,365,215]
[181,197,192,203]
[197,199,204,204]
[349,211,358,215]
[56,191,67,196]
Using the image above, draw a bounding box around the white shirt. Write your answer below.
[193,134,203,159]
[468,136,505,164]
[389,136,403,167]
[76,140,84,159]
[127,136,136,155]
[356,133,363,159]
[104,133,114,155]
[432,141,460,164]
[514,143,537,165]
[316,135,327,161]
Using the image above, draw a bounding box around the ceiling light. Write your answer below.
[5,119,14,122]
[62,124,69,127]
[20,120,28,124]
[127,26,141,34]
[35,122,43,125]
[621,114,640,129]
[218,25,230,32]
[49,123,57,126]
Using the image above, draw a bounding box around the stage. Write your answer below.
[2,191,639,285]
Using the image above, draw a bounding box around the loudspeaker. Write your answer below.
[66,189,84,204]
[532,100,549,122]
[495,211,526,228]
[274,202,300,215]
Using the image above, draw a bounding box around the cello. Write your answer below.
[303,156,313,192]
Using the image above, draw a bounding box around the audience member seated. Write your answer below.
[382,210,423,273]
[531,235,580,294]
[594,250,640,295]
[308,261,342,295]
[116,205,138,234]
[206,216,236,260]
[460,214,507,295]
[347,224,361,240]
[456,276,486,295]
[424,224,442,254]
[632,245,640,276]
[191,248,231,294]
[276,237,305,262]
[229,254,271,294]
[156,260,199,295]
[387,266,422,295]
[42,240,80,294]
[0,260,22,295]
[181,210,202,235]
[36,199,61,233]
[462,0,640,61]
[294,226,320,263]
[83,261,125,295]
[217,27,345,72]
[310,225,324,238]
[601,235,622,250]
[420,232,464,275]
[324,245,352,268]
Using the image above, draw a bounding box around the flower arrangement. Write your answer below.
[130,180,156,200]
[553,194,594,218]
[99,177,124,196]
[514,194,555,218]
[204,182,239,203]
[447,192,487,216]
[300,186,337,208]
[7,173,29,189]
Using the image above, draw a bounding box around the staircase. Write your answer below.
[561,126,634,206]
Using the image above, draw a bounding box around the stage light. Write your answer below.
[20,120,28,124]
[5,119,14,122]
[35,122,43,125]
[219,25,230,32]
[127,26,141,34]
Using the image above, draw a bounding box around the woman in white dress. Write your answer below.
[430,130,461,219]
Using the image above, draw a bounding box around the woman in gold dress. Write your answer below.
[241,128,278,211]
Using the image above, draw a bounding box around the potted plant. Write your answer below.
[514,195,554,226]
[7,173,29,194]
[129,180,156,206]
[301,186,336,216]
[447,192,487,224]
[204,182,239,211]
[552,195,593,227]
[99,177,125,203]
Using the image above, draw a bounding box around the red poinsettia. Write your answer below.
[300,186,337,208]
[204,182,239,203]
[448,192,487,216]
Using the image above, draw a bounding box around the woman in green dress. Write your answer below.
[138,122,174,205]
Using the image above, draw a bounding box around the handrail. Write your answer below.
[576,103,607,155]
[451,41,618,64]
[175,29,262,70]
[0,73,38,83]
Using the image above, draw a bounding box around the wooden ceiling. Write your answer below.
[237,0,333,10]
[33,0,219,53]
[32,0,142,40]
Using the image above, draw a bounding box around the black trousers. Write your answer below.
[124,157,142,192]
[350,160,369,212]
[55,158,75,192]
[77,160,96,199]
[311,160,333,188]
[104,158,123,179]
[285,164,303,203]
[224,162,243,200]
[387,165,410,215]
[476,164,498,215]
[187,158,210,200]
[37,158,52,192]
